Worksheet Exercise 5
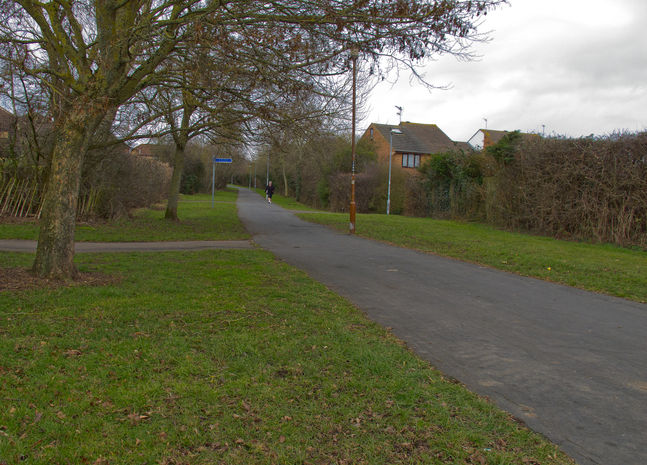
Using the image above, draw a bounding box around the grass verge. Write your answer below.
[252,188,319,211]
[1,250,573,464]
[0,190,248,242]
[296,213,647,303]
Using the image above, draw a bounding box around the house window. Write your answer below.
[370,128,374,140]
[401,153,420,168]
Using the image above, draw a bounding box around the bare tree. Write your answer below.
[0,0,505,278]
[0,48,53,185]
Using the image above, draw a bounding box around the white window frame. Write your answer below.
[401,153,420,168]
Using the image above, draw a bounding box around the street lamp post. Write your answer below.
[387,128,402,215]
[349,47,359,234]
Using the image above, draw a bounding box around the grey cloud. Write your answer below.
[366,0,647,139]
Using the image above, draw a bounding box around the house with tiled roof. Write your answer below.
[0,106,17,157]
[467,129,540,151]
[361,121,470,171]
[0,106,16,139]
[131,143,159,157]
[130,143,175,163]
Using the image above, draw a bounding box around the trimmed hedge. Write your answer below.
[493,133,647,247]
[412,131,647,248]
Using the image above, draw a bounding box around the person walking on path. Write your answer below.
[265,181,275,205]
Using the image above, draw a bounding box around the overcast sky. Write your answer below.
[364,0,647,142]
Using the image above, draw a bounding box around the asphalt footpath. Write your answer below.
[236,187,647,465]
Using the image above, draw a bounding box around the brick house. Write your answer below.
[0,106,16,155]
[467,129,540,151]
[130,143,174,163]
[131,143,159,157]
[360,121,470,171]
[0,106,15,134]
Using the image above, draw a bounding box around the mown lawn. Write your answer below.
[0,190,248,242]
[0,250,574,464]
[296,212,647,303]
[252,188,320,212]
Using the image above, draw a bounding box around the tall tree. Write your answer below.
[0,0,505,278]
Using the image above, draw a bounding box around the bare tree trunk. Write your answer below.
[282,160,288,197]
[295,145,304,202]
[165,142,186,221]
[165,101,195,221]
[32,108,102,279]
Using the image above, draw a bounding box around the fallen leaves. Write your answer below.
[131,332,150,338]
[63,349,83,357]
[127,412,150,425]
[468,452,487,465]
[522,458,541,465]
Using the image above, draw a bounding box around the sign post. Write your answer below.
[212,157,233,207]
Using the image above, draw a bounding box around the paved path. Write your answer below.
[0,239,253,253]
[236,188,647,465]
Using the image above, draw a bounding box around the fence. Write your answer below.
[0,176,41,217]
[1,174,113,220]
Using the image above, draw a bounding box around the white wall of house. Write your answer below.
[467,130,485,150]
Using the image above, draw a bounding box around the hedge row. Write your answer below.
[493,133,647,247]
[407,132,647,248]
[2,149,171,220]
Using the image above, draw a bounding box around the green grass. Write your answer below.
[0,190,249,242]
[297,213,647,303]
[252,187,319,211]
[0,250,574,464]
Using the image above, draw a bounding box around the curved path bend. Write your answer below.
[236,188,647,465]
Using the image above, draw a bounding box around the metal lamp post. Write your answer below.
[212,156,216,207]
[349,47,359,234]
[387,128,402,215]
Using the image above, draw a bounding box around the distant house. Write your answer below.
[131,143,159,157]
[361,122,470,171]
[0,106,17,157]
[0,106,16,140]
[130,143,173,162]
[467,129,539,151]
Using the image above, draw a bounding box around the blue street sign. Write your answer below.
[213,157,233,163]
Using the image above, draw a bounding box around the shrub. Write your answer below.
[83,149,171,218]
[327,164,384,213]
[485,130,522,166]
[493,132,647,247]
[403,174,429,217]
[417,150,484,219]
[316,177,330,209]
[178,150,208,194]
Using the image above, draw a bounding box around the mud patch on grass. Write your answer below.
[0,267,121,292]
